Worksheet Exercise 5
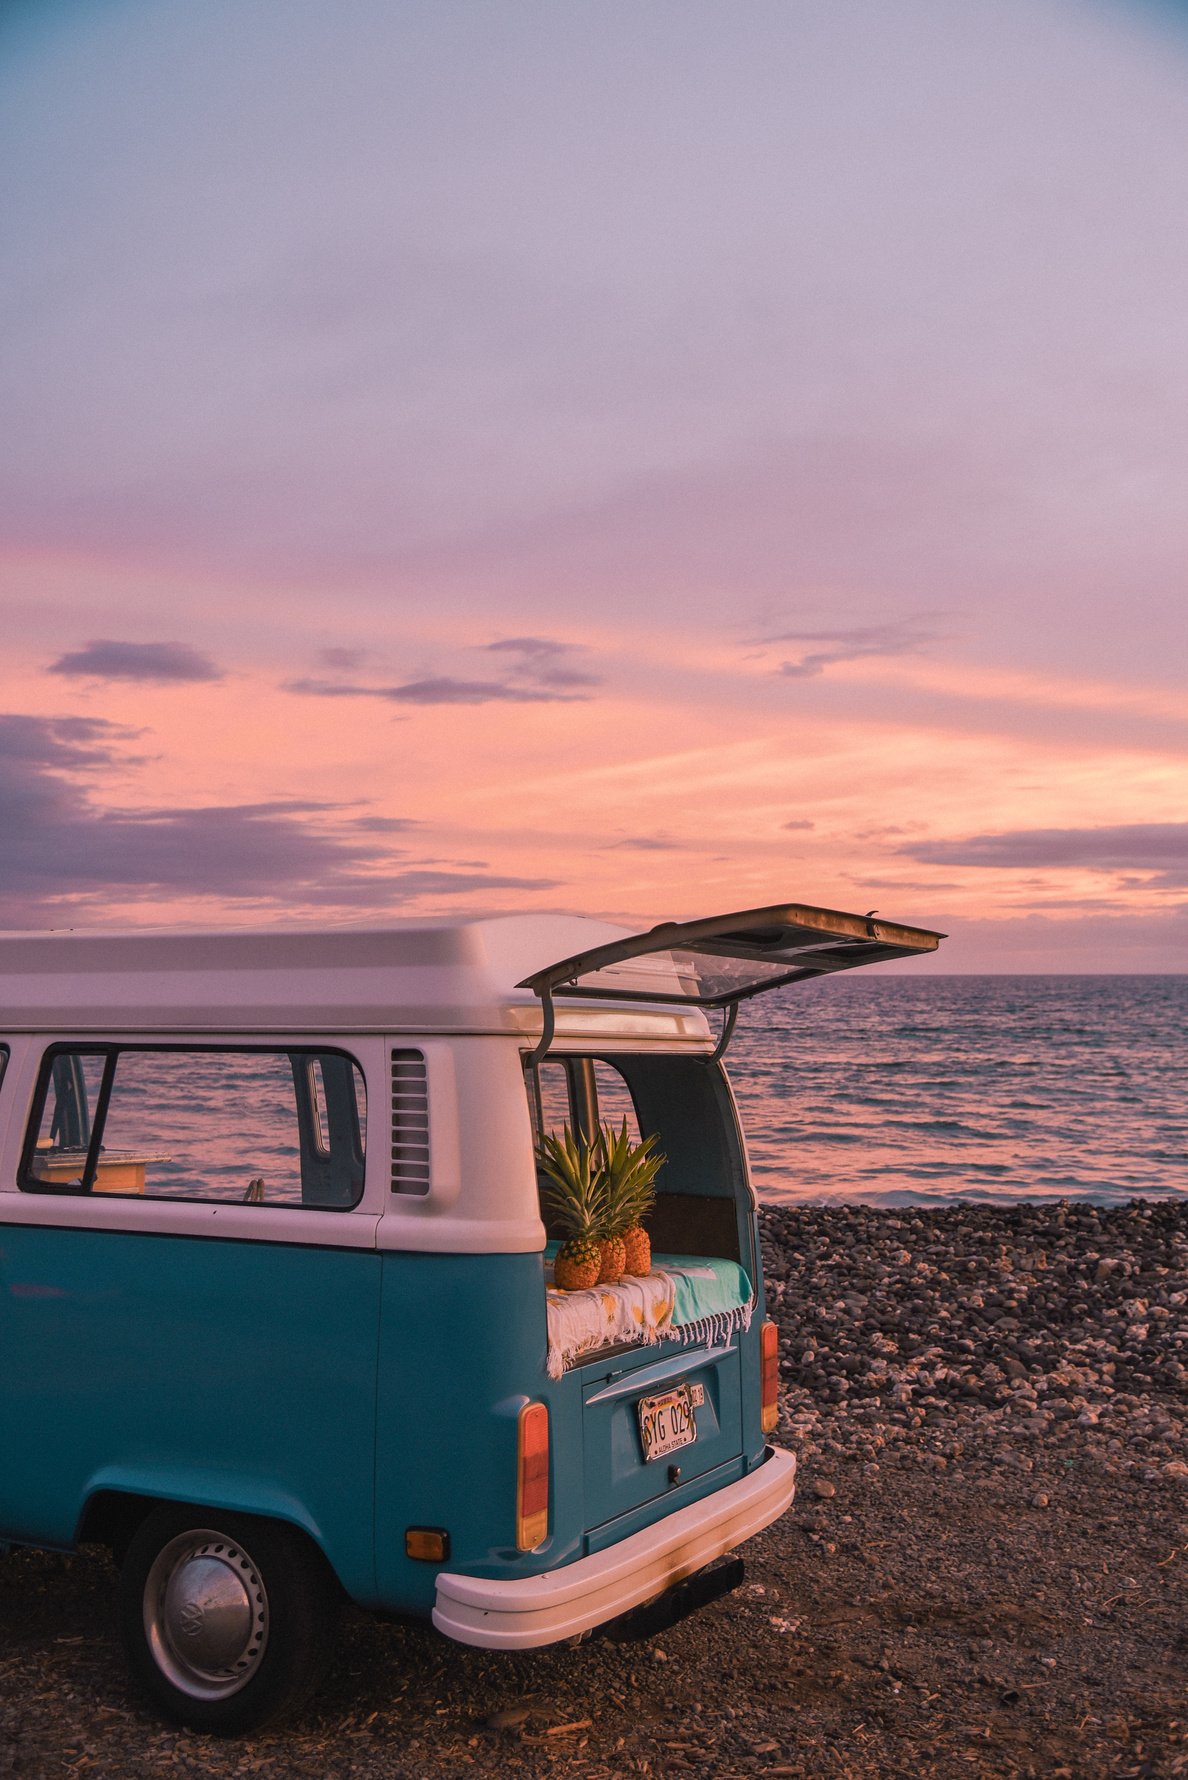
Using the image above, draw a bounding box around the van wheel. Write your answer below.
[119,1506,333,1735]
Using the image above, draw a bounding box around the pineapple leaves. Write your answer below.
[601,1118,664,1233]
[536,1123,608,1240]
[536,1119,666,1241]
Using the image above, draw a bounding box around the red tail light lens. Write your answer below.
[760,1319,779,1434]
[516,1401,549,1550]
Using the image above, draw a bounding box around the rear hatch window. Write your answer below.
[520,901,942,1011]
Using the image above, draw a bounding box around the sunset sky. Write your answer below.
[2,0,1187,969]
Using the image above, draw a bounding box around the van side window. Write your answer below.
[591,1061,641,1142]
[533,1059,574,1139]
[27,1051,107,1188]
[306,1057,332,1153]
[21,1047,367,1210]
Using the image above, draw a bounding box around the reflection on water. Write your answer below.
[724,975,1187,1206]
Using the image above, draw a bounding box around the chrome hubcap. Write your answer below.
[145,1531,270,1700]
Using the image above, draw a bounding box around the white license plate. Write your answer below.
[637,1385,697,1463]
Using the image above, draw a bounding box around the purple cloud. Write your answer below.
[284,674,584,705]
[381,676,576,705]
[0,713,555,921]
[48,640,225,683]
[285,635,601,706]
[484,636,601,690]
[0,713,124,773]
[756,619,936,680]
[901,823,1188,889]
[352,815,419,833]
[484,636,566,657]
[604,836,681,851]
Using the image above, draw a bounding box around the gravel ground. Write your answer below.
[2,1200,1185,1779]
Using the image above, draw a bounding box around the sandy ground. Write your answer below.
[2,1201,1185,1779]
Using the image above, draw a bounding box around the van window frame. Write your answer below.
[18,1041,369,1212]
[526,1053,648,1146]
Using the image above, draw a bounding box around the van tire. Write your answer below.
[118,1506,334,1735]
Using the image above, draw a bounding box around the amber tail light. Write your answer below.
[516,1401,550,1550]
[760,1319,779,1434]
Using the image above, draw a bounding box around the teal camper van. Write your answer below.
[0,903,940,1733]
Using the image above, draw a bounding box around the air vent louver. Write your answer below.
[391,1050,430,1194]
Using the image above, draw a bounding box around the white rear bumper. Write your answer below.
[432,1445,796,1651]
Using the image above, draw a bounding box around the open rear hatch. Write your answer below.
[520,900,943,1057]
[521,899,944,1008]
[524,901,944,1543]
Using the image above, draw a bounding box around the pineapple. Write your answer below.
[622,1221,652,1280]
[596,1232,627,1286]
[536,1125,606,1291]
[556,1234,601,1291]
[600,1120,665,1279]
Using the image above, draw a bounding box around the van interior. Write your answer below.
[527,1053,747,1266]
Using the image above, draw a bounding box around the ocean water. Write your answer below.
[725,975,1187,1207]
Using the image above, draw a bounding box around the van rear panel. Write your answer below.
[579,1339,744,1530]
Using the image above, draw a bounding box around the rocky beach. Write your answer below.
[763,1197,1188,1485]
[2,1199,1185,1779]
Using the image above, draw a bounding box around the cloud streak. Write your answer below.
[0,713,556,921]
[758,620,936,680]
[48,640,225,683]
[603,836,682,852]
[285,634,600,705]
[285,675,580,705]
[902,822,1188,889]
[484,636,601,690]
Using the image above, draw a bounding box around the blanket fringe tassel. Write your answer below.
[547,1300,753,1380]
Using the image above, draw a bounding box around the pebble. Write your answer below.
[811,1479,836,1500]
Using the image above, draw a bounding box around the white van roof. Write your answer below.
[0,915,628,1034]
